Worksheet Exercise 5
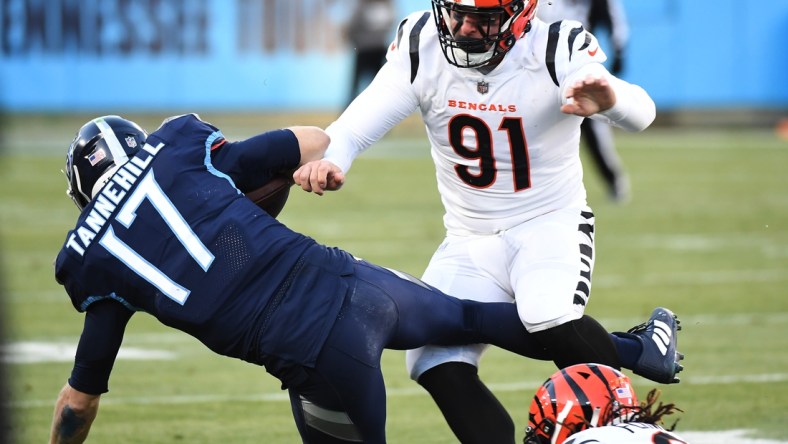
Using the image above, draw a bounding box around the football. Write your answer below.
[244,173,295,218]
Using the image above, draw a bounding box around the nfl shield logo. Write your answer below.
[125,136,137,148]
[477,80,489,95]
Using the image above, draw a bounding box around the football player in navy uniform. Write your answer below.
[49,114,573,443]
[524,363,688,444]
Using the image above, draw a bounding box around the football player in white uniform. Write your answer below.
[294,1,682,442]
[537,0,632,202]
[525,363,688,444]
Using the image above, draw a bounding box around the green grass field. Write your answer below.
[1,113,787,443]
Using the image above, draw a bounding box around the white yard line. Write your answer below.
[7,380,788,443]
[6,308,788,350]
[0,341,175,364]
[592,268,788,288]
[6,371,788,409]
[12,267,788,304]
[4,341,786,443]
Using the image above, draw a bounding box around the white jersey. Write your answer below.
[325,11,654,235]
[536,0,629,51]
[565,423,689,444]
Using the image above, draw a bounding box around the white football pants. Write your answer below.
[406,206,596,380]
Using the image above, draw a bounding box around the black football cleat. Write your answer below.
[614,307,684,384]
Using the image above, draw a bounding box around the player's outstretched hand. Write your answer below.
[561,74,617,117]
[293,160,345,196]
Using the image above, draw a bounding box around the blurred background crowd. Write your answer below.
[0,0,785,125]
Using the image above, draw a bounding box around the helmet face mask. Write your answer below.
[524,364,638,444]
[65,116,147,210]
[431,0,538,68]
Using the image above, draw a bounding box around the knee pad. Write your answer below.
[296,396,363,443]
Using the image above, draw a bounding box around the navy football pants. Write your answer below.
[288,260,549,443]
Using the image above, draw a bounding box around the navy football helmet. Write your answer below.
[65,116,147,210]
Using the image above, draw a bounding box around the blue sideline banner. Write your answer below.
[0,0,350,111]
[1,0,787,111]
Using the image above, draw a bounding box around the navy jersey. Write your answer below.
[55,115,353,384]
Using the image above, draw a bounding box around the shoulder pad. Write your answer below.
[545,20,606,86]
[387,11,432,84]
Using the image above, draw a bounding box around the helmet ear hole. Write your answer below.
[540,418,555,437]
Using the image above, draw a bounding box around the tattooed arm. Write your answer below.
[49,300,132,443]
[50,384,100,444]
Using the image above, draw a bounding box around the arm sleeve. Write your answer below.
[68,299,133,395]
[323,28,420,173]
[595,74,655,131]
[210,129,301,192]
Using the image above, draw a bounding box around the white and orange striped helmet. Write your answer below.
[524,363,639,444]
[431,0,538,68]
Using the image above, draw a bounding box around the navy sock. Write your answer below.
[611,333,644,370]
